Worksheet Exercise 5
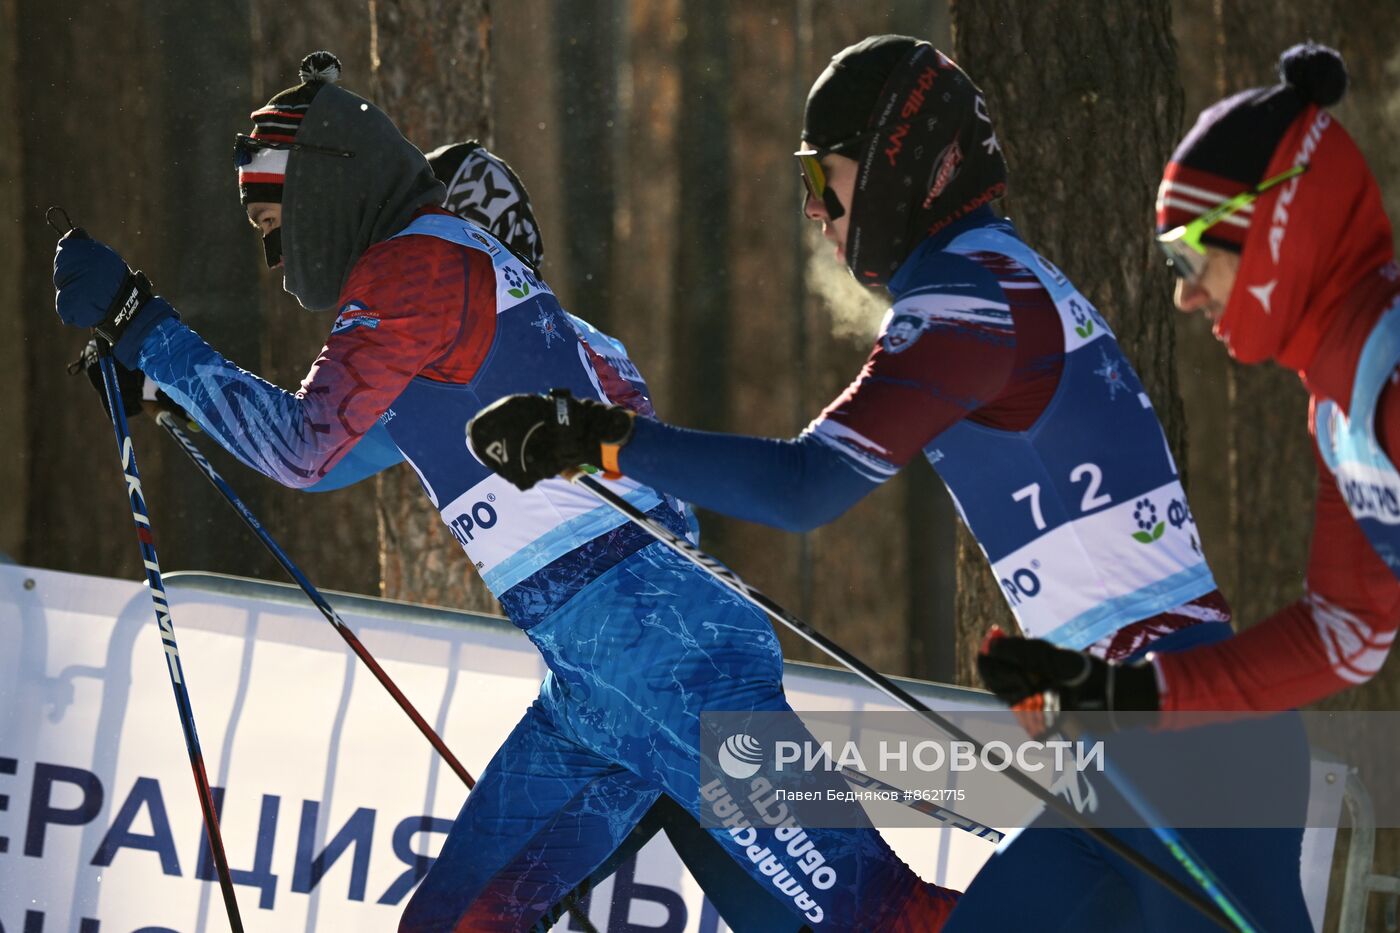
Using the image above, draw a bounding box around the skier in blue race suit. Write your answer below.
[51,52,957,932]
[469,35,1312,932]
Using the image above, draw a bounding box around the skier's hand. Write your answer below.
[467,388,636,491]
[54,232,178,368]
[72,338,190,423]
[977,630,1158,734]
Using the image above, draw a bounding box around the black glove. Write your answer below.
[72,338,186,422]
[977,633,1159,732]
[467,388,635,491]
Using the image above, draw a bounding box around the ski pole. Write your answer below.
[157,414,604,933]
[564,468,1252,933]
[153,411,477,788]
[97,353,245,932]
[1095,754,1262,933]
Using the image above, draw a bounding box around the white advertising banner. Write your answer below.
[0,565,1002,933]
[0,565,1342,932]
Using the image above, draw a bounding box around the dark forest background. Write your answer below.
[4,2,1399,927]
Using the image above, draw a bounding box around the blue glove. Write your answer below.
[54,232,178,368]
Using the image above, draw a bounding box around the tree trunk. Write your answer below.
[135,2,280,581]
[247,0,383,595]
[18,0,166,580]
[370,0,498,612]
[665,0,741,589]
[782,4,957,678]
[0,0,26,563]
[605,0,683,413]
[1333,9,1400,235]
[951,0,1187,684]
[1170,0,1238,626]
[1215,0,1335,635]
[670,0,732,438]
[552,1,621,334]
[897,1,961,688]
[493,0,567,286]
[717,1,807,660]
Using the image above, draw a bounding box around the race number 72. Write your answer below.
[1012,463,1112,531]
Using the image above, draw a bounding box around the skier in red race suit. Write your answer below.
[978,43,1400,716]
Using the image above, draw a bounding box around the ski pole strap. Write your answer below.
[600,439,625,478]
[92,269,155,347]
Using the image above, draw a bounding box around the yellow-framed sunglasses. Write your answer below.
[1156,163,1308,282]
[795,132,872,221]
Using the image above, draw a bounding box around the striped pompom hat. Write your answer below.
[238,51,343,204]
[1156,42,1347,250]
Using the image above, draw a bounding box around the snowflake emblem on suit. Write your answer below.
[1094,347,1129,400]
[533,308,564,347]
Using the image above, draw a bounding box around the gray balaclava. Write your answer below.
[252,52,445,312]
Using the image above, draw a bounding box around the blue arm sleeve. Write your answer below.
[617,417,880,533]
[137,318,381,489]
[304,422,404,492]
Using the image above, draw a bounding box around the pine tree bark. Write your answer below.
[248,0,383,595]
[0,0,26,562]
[787,4,956,678]
[1214,1,1335,635]
[1170,0,1238,628]
[135,2,277,581]
[717,1,807,661]
[493,0,567,287]
[605,0,682,413]
[18,0,167,579]
[664,0,742,593]
[370,0,498,612]
[552,1,620,334]
[1334,12,1400,235]
[950,0,1187,685]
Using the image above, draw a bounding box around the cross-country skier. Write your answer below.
[468,34,1311,930]
[76,140,539,426]
[978,47,1399,710]
[51,52,956,932]
[70,122,821,933]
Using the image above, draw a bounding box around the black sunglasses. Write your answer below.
[234,133,354,167]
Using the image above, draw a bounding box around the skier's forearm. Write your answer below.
[137,319,357,488]
[305,421,404,491]
[619,418,879,532]
[1153,592,1397,710]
